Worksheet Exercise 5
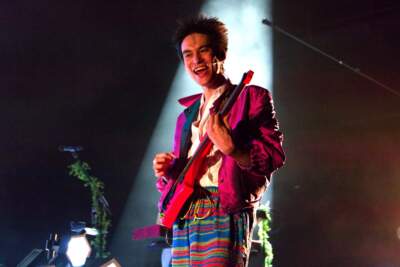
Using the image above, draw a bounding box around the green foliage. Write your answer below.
[258,203,273,267]
[68,160,111,258]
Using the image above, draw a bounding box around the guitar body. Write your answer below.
[161,140,213,228]
[160,183,194,228]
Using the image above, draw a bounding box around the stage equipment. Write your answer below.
[45,233,60,263]
[17,232,62,267]
[16,249,46,267]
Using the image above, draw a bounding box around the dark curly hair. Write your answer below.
[173,15,228,61]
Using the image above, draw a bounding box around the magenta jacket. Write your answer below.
[156,85,285,214]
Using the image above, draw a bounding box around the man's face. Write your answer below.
[181,33,217,88]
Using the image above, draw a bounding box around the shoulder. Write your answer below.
[244,84,271,97]
[241,85,273,104]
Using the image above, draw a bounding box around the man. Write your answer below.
[153,16,284,266]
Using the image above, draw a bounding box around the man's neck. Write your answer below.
[202,75,227,103]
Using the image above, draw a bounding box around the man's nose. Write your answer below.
[193,52,203,64]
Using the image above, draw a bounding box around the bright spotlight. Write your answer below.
[66,234,92,267]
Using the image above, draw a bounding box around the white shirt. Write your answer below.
[187,83,228,187]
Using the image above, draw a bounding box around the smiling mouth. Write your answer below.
[193,65,208,75]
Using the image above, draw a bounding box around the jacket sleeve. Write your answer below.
[155,112,185,193]
[232,86,285,177]
[155,157,185,193]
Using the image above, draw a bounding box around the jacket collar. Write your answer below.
[178,93,202,107]
[177,79,233,108]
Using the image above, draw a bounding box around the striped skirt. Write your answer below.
[171,187,253,267]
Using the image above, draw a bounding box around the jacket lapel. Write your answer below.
[179,99,200,159]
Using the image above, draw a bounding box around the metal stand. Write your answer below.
[262,18,400,97]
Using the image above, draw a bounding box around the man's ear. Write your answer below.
[213,57,224,75]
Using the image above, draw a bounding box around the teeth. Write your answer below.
[193,66,207,73]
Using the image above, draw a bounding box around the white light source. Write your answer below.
[66,234,92,267]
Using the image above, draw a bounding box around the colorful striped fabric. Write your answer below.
[171,187,253,267]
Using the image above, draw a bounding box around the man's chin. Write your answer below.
[195,78,212,87]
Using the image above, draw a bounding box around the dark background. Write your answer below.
[1,0,399,266]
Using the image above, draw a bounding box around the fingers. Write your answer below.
[155,169,166,178]
[154,152,174,163]
[207,113,234,155]
[153,152,175,177]
[222,115,230,130]
[207,113,218,130]
[207,113,229,134]
[210,113,216,121]
[209,113,229,126]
